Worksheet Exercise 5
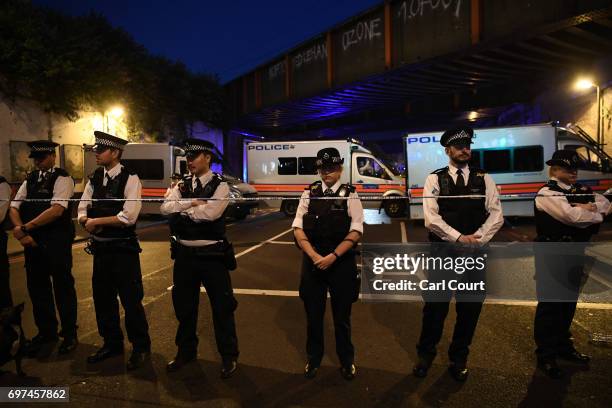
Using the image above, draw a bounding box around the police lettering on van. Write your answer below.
[247,144,295,151]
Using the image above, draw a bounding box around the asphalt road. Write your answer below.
[1,209,611,408]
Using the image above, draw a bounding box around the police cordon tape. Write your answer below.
[0,193,607,202]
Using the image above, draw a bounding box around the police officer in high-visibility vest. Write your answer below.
[8,141,78,355]
[293,147,364,380]
[78,131,151,370]
[1,175,13,309]
[415,127,503,382]
[533,149,610,379]
[161,139,239,379]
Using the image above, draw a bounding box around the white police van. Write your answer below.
[247,139,405,217]
[405,123,612,219]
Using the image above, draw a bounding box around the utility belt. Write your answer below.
[85,236,141,255]
[170,236,237,271]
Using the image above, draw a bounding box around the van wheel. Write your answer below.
[384,196,406,218]
[281,200,298,217]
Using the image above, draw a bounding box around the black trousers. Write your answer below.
[299,253,360,367]
[23,237,77,338]
[92,244,150,351]
[534,247,583,361]
[0,231,12,308]
[172,248,238,360]
[416,245,487,365]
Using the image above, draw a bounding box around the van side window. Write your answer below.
[121,159,164,180]
[298,157,318,175]
[278,157,297,175]
[357,157,391,180]
[471,145,543,173]
[482,150,511,173]
[469,151,481,168]
[514,146,543,172]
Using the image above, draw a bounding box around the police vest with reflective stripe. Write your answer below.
[20,168,74,241]
[168,173,226,241]
[88,166,136,239]
[534,180,599,242]
[303,181,354,254]
[429,166,488,242]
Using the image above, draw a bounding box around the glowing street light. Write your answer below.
[574,77,602,147]
[574,78,596,91]
[108,106,124,118]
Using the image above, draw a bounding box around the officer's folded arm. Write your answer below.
[160,185,192,215]
[536,190,603,227]
[184,182,229,221]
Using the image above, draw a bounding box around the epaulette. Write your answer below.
[308,180,322,191]
[53,167,69,177]
[431,167,449,175]
[469,167,486,178]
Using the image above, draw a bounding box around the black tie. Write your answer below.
[456,169,465,189]
[104,173,112,186]
[195,177,203,191]
[324,188,334,196]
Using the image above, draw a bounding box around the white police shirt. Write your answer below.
[422,162,503,244]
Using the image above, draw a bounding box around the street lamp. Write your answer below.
[104,105,125,134]
[574,78,601,147]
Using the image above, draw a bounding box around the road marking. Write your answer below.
[79,264,173,304]
[234,228,293,258]
[161,287,612,310]
[400,221,407,243]
[79,290,170,340]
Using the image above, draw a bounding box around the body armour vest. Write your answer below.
[302,181,354,254]
[19,168,74,242]
[168,173,226,241]
[429,166,488,242]
[87,166,136,239]
[534,180,600,242]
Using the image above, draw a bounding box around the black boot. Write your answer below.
[87,345,124,364]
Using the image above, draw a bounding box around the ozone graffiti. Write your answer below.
[341,17,382,52]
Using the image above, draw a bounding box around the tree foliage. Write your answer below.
[0,0,228,140]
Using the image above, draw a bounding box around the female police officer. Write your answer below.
[292,147,364,380]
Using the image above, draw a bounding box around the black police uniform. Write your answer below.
[533,180,599,362]
[87,166,151,353]
[167,173,239,364]
[19,168,77,339]
[417,166,488,366]
[0,176,12,308]
[299,181,360,369]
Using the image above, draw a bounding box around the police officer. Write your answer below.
[414,127,503,382]
[533,149,610,378]
[8,141,78,355]
[78,131,151,370]
[1,175,13,309]
[292,147,364,380]
[160,139,239,378]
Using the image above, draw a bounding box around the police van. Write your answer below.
[247,139,405,217]
[84,143,258,219]
[405,123,612,219]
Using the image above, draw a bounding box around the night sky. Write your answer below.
[34,0,381,84]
